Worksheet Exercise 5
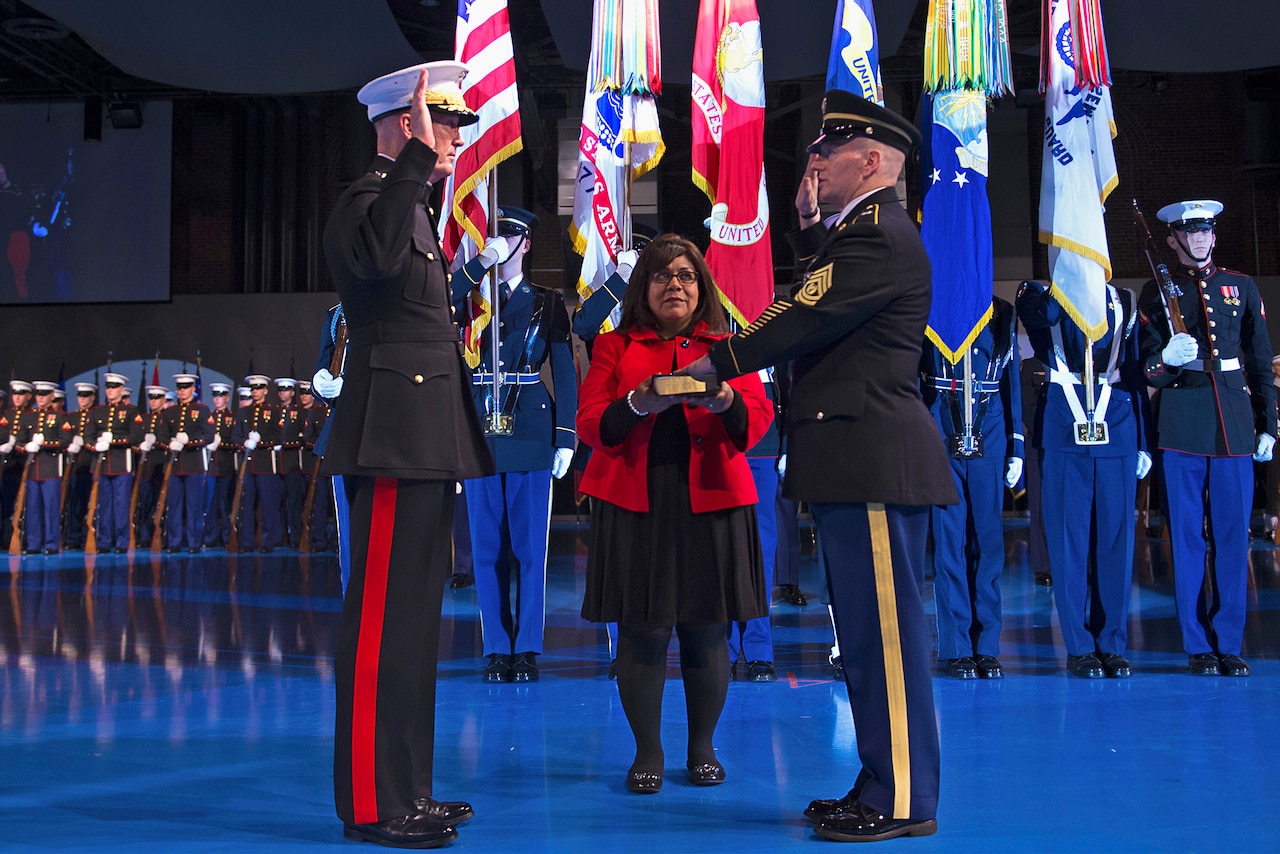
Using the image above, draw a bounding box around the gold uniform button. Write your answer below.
[1212,349,1220,356]
[413,374,424,384]
[1207,307,1213,313]
[427,253,436,261]
[816,411,825,420]
[1209,320,1216,327]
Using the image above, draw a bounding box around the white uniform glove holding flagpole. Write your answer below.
[1137,451,1153,479]
[1005,456,1023,488]
[551,447,573,480]
[1254,434,1275,463]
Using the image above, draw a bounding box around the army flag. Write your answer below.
[691,0,773,327]
[570,0,664,329]
[1038,0,1116,340]
[825,0,883,105]
[921,90,994,363]
[439,0,523,367]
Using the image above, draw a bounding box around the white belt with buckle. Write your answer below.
[1184,357,1241,372]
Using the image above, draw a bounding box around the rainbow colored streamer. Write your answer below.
[586,0,662,95]
[922,0,1013,96]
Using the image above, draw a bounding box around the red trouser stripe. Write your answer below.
[351,477,398,823]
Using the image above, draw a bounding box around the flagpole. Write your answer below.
[485,169,511,436]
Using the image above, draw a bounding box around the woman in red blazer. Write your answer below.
[577,233,773,794]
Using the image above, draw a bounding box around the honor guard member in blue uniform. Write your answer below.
[1017,279,1150,678]
[85,373,146,553]
[684,92,956,842]
[454,205,576,683]
[275,377,308,548]
[312,304,352,588]
[921,298,1024,679]
[231,375,283,552]
[323,62,493,848]
[64,381,99,548]
[299,381,335,552]
[1,380,35,545]
[14,381,76,553]
[1138,200,1276,677]
[154,373,217,553]
[203,383,237,548]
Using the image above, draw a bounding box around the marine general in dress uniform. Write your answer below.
[322,61,492,849]
[685,92,956,843]
[1137,200,1276,677]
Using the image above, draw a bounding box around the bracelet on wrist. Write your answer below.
[799,208,818,219]
[626,389,650,417]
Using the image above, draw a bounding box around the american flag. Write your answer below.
[439,0,523,366]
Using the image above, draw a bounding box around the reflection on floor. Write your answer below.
[1,519,1277,852]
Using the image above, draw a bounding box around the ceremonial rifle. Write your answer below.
[149,451,177,553]
[8,453,32,555]
[84,452,104,554]
[297,324,347,553]
[1133,200,1187,336]
[127,447,148,551]
[227,449,251,553]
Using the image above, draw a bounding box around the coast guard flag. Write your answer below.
[692,0,773,326]
[1038,0,1117,340]
[921,89,993,363]
[826,0,883,105]
[570,0,664,330]
[438,0,523,367]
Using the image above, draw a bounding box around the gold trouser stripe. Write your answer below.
[868,502,911,818]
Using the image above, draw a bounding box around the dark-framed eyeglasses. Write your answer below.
[652,270,698,285]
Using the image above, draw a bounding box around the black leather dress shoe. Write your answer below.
[1067,653,1106,678]
[1217,653,1251,677]
[343,815,457,848]
[483,653,512,683]
[1189,653,1220,676]
[830,655,845,680]
[259,546,273,554]
[448,572,473,590]
[746,660,776,682]
[945,657,978,679]
[1034,570,1053,586]
[1099,652,1132,678]
[114,547,127,554]
[164,546,182,554]
[511,651,538,682]
[974,655,1003,679]
[815,800,938,842]
[626,768,663,794]
[687,760,725,786]
[413,796,474,824]
[42,548,58,555]
[778,584,808,606]
[805,786,859,822]
[188,546,202,554]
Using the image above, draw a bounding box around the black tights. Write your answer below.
[614,622,729,773]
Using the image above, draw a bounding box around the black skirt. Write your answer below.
[581,405,767,626]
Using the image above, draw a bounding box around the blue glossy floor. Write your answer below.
[2,518,1278,853]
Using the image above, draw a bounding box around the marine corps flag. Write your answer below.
[825,0,883,105]
[439,0,523,368]
[692,0,773,327]
[570,0,664,330]
[1038,0,1117,340]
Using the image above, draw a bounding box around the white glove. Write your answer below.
[273,444,283,452]
[94,434,111,452]
[32,432,44,445]
[1137,450,1153,479]
[479,235,515,267]
[208,433,221,452]
[312,368,343,399]
[68,435,84,454]
[0,437,15,454]
[1005,456,1024,489]
[1161,333,1198,367]
[139,435,155,452]
[551,447,574,480]
[616,249,639,282]
[776,453,787,477]
[168,439,185,452]
[25,441,40,453]
[1254,433,1275,463]
[244,431,260,451]
[176,431,190,445]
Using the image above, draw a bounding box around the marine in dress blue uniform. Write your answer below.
[1017,279,1149,678]
[84,372,146,552]
[311,304,352,588]
[275,377,308,548]
[323,62,491,848]
[14,381,74,553]
[230,374,283,552]
[454,206,576,683]
[154,373,217,552]
[687,92,956,842]
[1,380,35,545]
[64,382,99,549]
[202,383,237,548]
[1137,200,1276,677]
[921,297,1023,679]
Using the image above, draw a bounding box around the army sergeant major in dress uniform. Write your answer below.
[454,206,576,683]
[1138,200,1276,678]
[684,92,956,843]
[322,61,493,849]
